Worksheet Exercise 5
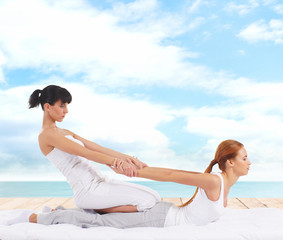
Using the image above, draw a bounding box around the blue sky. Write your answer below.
[0,0,283,181]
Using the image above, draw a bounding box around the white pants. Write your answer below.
[73,178,161,211]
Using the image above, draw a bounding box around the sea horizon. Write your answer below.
[0,181,282,198]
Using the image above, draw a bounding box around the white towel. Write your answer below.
[0,208,283,240]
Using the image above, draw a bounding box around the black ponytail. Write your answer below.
[28,85,72,110]
[28,89,41,109]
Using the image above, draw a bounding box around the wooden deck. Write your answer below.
[0,198,283,210]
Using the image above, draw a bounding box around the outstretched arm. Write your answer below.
[110,164,218,191]
[70,130,147,169]
[73,132,129,159]
[39,129,137,176]
[137,167,219,191]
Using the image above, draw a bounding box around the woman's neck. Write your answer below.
[42,112,56,129]
[221,170,239,193]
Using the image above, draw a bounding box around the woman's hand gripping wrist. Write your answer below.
[125,156,148,169]
[108,158,138,177]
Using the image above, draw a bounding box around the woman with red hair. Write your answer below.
[23,139,251,228]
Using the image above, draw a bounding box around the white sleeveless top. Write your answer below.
[164,172,225,226]
[46,135,105,194]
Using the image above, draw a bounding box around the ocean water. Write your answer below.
[0,181,283,198]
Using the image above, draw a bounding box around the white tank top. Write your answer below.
[164,172,225,226]
[46,135,105,193]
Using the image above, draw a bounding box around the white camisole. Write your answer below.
[164,172,225,226]
[46,135,105,194]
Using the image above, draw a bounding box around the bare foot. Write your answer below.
[29,213,37,223]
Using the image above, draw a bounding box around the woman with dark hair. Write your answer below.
[27,85,161,214]
[10,139,251,228]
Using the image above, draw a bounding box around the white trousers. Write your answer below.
[73,178,161,211]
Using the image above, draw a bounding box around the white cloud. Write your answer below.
[64,83,173,147]
[0,163,65,181]
[0,0,223,89]
[1,0,283,182]
[188,17,206,30]
[188,0,203,13]
[238,19,283,44]
[0,82,175,147]
[262,0,277,6]
[0,50,6,82]
[111,0,158,22]
[273,4,283,14]
[0,82,183,180]
[225,0,259,15]
[181,77,283,180]
[0,0,204,88]
[1,78,283,181]
[109,0,187,39]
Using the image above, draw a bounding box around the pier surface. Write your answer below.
[0,198,283,210]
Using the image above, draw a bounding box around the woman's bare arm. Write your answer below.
[40,129,115,165]
[68,130,147,169]
[72,132,129,159]
[39,129,137,176]
[137,167,219,191]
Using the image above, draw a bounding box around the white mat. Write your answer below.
[0,208,283,240]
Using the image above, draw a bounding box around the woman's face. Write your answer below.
[232,147,251,176]
[48,100,68,122]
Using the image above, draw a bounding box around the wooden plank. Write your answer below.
[32,197,70,211]
[0,198,12,205]
[257,198,283,209]
[0,198,30,210]
[0,198,14,210]
[227,198,248,209]
[162,198,182,206]
[237,198,267,209]
[275,198,283,205]
[61,198,76,208]
[16,197,51,210]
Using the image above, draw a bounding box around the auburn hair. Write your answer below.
[179,139,244,207]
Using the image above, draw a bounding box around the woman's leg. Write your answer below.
[36,202,173,228]
[95,205,138,213]
[74,180,161,212]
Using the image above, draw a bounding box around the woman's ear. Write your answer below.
[43,103,50,111]
[226,159,234,167]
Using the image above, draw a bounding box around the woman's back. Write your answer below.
[164,172,225,226]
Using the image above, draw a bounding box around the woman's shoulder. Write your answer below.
[203,173,222,189]
[39,128,73,138]
[39,127,55,137]
[210,172,222,184]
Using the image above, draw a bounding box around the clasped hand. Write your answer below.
[108,157,147,177]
